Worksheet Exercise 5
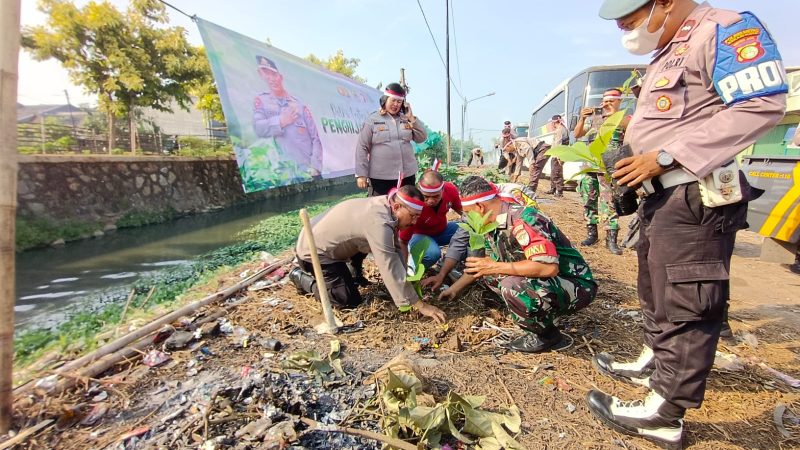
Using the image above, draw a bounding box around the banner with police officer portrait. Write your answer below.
[196,19,382,193]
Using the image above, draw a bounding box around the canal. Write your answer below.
[15,184,357,332]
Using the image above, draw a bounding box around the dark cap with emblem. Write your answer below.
[599,0,650,20]
[256,55,278,72]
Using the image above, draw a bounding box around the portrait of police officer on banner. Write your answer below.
[252,55,324,178]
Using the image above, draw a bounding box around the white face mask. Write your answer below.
[621,2,669,55]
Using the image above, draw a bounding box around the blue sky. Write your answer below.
[18,0,800,151]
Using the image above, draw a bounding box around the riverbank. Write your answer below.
[10,179,800,449]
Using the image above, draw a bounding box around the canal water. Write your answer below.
[15,184,358,332]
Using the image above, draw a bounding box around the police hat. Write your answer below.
[599,0,650,20]
[256,55,278,72]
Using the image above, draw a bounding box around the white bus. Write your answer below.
[529,64,647,184]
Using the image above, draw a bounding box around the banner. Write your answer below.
[196,19,382,193]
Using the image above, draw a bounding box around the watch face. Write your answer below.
[658,152,673,167]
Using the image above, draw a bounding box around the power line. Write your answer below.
[449,0,463,95]
[415,0,463,100]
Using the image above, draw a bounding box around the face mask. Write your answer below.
[621,2,669,55]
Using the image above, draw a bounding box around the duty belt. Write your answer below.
[640,169,697,196]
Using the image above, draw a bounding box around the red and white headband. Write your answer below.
[385,88,405,100]
[603,94,622,101]
[460,183,499,206]
[390,188,424,211]
[419,180,444,194]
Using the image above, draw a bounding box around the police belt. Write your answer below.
[640,169,697,196]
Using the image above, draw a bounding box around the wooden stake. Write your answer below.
[300,417,416,450]
[118,289,137,324]
[139,286,156,310]
[299,209,338,334]
[0,419,53,450]
[0,0,21,434]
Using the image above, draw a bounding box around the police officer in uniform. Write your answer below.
[437,176,598,353]
[253,56,323,177]
[587,1,787,448]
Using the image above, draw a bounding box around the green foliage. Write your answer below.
[116,208,178,229]
[480,168,508,184]
[545,110,626,178]
[18,146,40,155]
[305,50,366,83]
[281,340,345,383]
[23,0,208,151]
[407,238,430,299]
[15,217,97,251]
[457,211,498,251]
[376,369,524,449]
[176,136,232,157]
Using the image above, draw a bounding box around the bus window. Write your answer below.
[566,72,588,130]
[531,91,565,137]
[586,70,639,107]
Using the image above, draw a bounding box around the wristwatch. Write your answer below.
[656,150,677,170]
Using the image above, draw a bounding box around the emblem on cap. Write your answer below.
[656,95,672,112]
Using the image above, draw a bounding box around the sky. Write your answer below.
[17,0,800,152]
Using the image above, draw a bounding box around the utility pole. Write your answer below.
[445,0,451,166]
[64,90,78,153]
[0,0,21,434]
[399,68,407,93]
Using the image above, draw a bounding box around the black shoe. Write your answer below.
[506,327,563,353]
[353,276,371,287]
[581,224,599,247]
[586,390,684,450]
[289,267,315,294]
[544,188,556,195]
[785,262,800,275]
[606,229,623,255]
[554,190,563,197]
[592,346,654,387]
[719,320,734,339]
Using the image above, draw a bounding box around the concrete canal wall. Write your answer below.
[16,155,351,225]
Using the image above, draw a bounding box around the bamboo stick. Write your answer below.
[299,209,338,334]
[0,0,21,433]
[14,259,289,399]
[118,289,137,325]
[0,419,53,450]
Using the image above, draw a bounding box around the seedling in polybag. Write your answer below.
[457,211,499,251]
[407,238,431,298]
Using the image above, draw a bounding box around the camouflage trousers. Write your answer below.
[579,173,619,230]
[486,275,597,333]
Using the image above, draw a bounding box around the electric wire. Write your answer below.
[449,0,463,96]
[415,0,464,100]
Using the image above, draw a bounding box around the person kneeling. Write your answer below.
[438,176,597,352]
[291,185,446,323]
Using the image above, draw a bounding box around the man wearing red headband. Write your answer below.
[438,176,597,353]
[292,185,446,323]
[398,170,463,271]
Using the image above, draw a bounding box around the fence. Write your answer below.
[17,122,230,156]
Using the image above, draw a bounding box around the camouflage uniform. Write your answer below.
[483,203,598,333]
[578,173,619,230]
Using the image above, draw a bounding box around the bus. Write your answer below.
[528,64,647,184]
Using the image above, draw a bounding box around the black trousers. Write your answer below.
[369,175,416,197]
[298,252,367,309]
[467,155,483,166]
[637,183,746,409]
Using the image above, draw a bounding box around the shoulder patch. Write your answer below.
[713,11,788,105]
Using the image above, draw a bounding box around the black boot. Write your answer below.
[506,326,564,353]
[606,229,623,255]
[349,254,371,287]
[581,224,599,246]
[784,250,800,274]
[289,267,316,294]
[587,390,685,450]
[592,345,654,387]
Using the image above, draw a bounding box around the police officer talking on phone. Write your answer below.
[355,83,428,196]
[587,1,787,448]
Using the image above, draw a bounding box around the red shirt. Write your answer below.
[399,182,462,241]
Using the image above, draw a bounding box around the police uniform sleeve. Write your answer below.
[411,117,428,144]
[662,13,787,179]
[302,106,324,172]
[253,96,284,138]
[355,117,373,178]
[511,218,559,265]
[364,219,419,308]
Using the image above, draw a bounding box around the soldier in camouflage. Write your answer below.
[578,173,621,253]
[438,176,598,353]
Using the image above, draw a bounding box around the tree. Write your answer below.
[23,0,206,153]
[305,49,366,83]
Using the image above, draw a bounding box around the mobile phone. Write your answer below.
[594,107,603,115]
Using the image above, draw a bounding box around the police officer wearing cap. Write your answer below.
[253,56,324,177]
[586,1,787,448]
[355,83,428,196]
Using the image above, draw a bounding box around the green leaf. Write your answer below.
[476,437,503,450]
[469,234,486,251]
[568,167,601,181]
[490,420,525,450]
[410,405,447,432]
[545,143,594,163]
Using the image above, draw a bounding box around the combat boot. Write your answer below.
[581,224,599,246]
[719,302,734,341]
[289,267,316,295]
[586,389,684,450]
[592,345,654,387]
[606,229,623,255]
[784,251,800,274]
[506,326,564,353]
